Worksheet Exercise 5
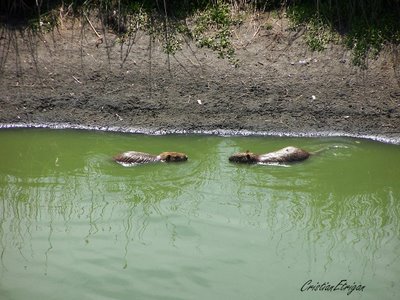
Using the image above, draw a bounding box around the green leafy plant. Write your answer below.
[287,0,400,68]
[29,9,60,33]
[305,19,338,52]
[192,2,238,65]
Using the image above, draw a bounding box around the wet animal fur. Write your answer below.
[229,146,311,164]
[114,151,188,165]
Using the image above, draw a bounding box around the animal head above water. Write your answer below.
[158,152,188,162]
[228,151,259,164]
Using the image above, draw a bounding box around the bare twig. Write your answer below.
[72,75,81,84]
[85,14,103,47]
[85,14,102,39]
[163,0,171,73]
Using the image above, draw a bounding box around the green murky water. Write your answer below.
[0,128,399,300]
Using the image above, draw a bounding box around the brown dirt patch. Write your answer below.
[1,16,399,143]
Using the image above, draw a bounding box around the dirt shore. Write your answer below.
[1,17,400,143]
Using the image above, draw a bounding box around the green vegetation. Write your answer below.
[1,0,399,68]
[287,0,400,68]
[287,3,338,52]
[192,2,241,64]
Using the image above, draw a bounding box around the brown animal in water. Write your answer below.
[229,146,311,164]
[114,151,188,166]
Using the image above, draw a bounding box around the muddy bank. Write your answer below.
[1,18,399,143]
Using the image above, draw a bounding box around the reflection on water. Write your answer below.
[0,129,399,299]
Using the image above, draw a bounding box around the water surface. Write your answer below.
[0,129,399,299]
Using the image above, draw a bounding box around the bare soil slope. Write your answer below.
[1,16,399,142]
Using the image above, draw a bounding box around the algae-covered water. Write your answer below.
[0,128,399,300]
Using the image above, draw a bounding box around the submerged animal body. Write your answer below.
[229,146,310,164]
[114,151,188,166]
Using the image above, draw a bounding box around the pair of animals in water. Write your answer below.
[113,146,315,166]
